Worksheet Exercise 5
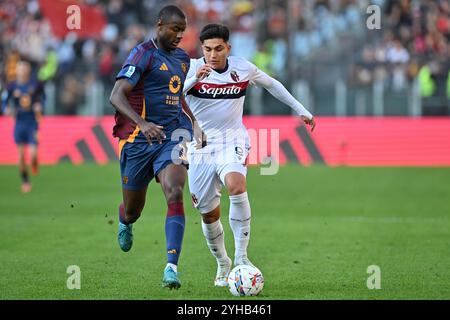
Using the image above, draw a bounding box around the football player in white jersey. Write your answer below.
[183,24,315,287]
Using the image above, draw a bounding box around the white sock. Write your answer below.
[229,192,251,258]
[201,219,229,262]
[166,263,177,273]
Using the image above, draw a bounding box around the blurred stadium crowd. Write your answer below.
[0,0,449,115]
[353,0,450,99]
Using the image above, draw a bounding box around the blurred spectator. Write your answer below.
[252,41,275,76]
[38,48,58,82]
[386,39,410,64]
[353,0,449,108]
[59,75,83,115]
[2,0,446,116]
[4,48,21,84]
[99,44,114,83]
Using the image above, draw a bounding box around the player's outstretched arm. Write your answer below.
[110,79,166,144]
[252,67,316,132]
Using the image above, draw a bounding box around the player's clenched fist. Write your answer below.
[196,64,213,81]
[301,115,316,132]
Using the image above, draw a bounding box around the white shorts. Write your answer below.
[187,143,250,214]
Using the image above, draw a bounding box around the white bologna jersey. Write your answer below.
[184,56,261,148]
[184,55,313,150]
[184,56,313,213]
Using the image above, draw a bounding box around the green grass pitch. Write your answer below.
[0,163,449,299]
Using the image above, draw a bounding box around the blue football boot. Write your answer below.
[118,222,133,252]
[162,265,181,289]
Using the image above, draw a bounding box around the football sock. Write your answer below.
[31,156,38,174]
[229,192,251,258]
[118,203,128,225]
[166,263,177,273]
[201,219,228,261]
[165,202,185,265]
[20,170,29,183]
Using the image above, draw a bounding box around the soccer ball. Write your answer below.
[227,265,264,296]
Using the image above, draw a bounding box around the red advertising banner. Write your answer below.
[39,0,106,39]
[0,116,449,166]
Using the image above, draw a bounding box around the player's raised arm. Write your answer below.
[250,63,316,132]
[183,61,213,95]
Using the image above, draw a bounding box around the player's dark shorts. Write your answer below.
[14,124,38,145]
[120,139,188,191]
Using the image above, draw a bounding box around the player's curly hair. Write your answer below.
[199,24,230,43]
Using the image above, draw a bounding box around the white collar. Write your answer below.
[151,38,158,49]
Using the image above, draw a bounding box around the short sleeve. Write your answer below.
[186,58,197,79]
[175,49,190,76]
[116,46,153,87]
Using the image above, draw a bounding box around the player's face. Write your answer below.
[157,15,187,51]
[16,61,31,81]
[202,38,231,70]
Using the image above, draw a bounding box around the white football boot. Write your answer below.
[214,257,232,287]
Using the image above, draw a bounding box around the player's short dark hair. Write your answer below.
[17,57,34,70]
[157,5,185,23]
[18,57,32,65]
[199,24,230,43]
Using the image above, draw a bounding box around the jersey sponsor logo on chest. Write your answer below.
[191,81,249,99]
